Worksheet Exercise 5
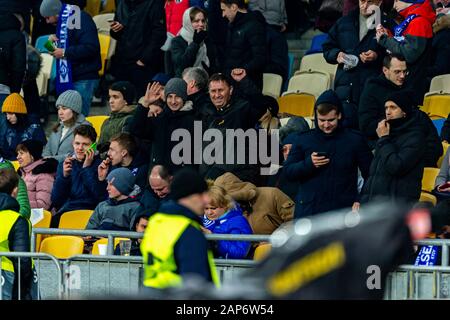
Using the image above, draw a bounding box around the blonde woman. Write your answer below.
[202,185,253,259]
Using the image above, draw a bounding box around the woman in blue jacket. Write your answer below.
[202,185,252,259]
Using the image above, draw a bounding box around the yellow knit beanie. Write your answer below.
[2,93,27,114]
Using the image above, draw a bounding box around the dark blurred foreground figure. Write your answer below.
[137,201,447,300]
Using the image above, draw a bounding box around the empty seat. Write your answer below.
[422,167,440,193]
[253,243,272,261]
[286,70,331,99]
[263,73,283,98]
[429,74,450,94]
[277,93,315,117]
[85,115,109,137]
[97,33,111,76]
[299,53,338,86]
[40,236,84,259]
[419,192,437,206]
[58,210,94,229]
[422,94,450,119]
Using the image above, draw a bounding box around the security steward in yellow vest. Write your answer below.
[0,168,33,300]
[141,169,220,290]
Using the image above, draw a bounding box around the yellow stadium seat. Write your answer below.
[100,0,116,13]
[422,167,440,193]
[97,33,111,76]
[287,70,331,99]
[420,192,437,206]
[299,53,338,86]
[438,143,449,168]
[33,210,52,251]
[10,161,19,171]
[85,115,109,137]
[263,73,283,98]
[253,243,272,261]
[422,94,450,119]
[40,236,84,259]
[278,93,315,117]
[58,210,94,229]
[84,0,101,17]
[91,237,131,255]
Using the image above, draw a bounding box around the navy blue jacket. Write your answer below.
[159,200,212,282]
[323,9,388,105]
[202,204,252,259]
[64,10,101,81]
[51,155,106,214]
[283,117,373,218]
[138,188,170,217]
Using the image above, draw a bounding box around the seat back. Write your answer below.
[93,13,114,34]
[429,74,450,94]
[91,237,131,255]
[36,53,54,97]
[100,0,116,13]
[85,115,109,137]
[422,167,440,193]
[84,0,101,17]
[287,70,331,98]
[35,35,52,53]
[58,210,94,229]
[97,33,111,76]
[299,53,338,86]
[422,94,450,119]
[10,161,19,172]
[263,73,283,98]
[33,210,52,251]
[420,192,437,206]
[40,236,84,259]
[277,93,315,117]
[253,243,272,261]
[438,143,449,168]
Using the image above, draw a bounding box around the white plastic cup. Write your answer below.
[98,244,107,256]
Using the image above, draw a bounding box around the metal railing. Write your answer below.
[32,228,271,254]
[0,252,64,300]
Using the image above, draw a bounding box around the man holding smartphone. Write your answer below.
[283,90,373,219]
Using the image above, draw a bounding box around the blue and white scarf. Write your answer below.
[394,14,418,42]
[56,4,75,94]
[414,245,438,266]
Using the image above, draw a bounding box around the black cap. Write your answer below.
[170,169,208,200]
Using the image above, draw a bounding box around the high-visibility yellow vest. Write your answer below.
[141,213,220,289]
[0,210,21,273]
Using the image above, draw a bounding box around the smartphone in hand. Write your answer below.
[316,152,328,158]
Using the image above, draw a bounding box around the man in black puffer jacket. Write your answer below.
[361,90,427,205]
[221,0,266,90]
[110,0,166,97]
[359,54,443,166]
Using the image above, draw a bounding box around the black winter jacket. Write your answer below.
[323,9,388,105]
[223,11,266,89]
[361,112,427,204]
[129,104,197,174]
[111,0,166,69]
[0,13,26,92]
[169,36,219,77]
[359,74,442,166]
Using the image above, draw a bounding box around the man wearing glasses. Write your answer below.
[376,0,436,103]
[359,53,443,166]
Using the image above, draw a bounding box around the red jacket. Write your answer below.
[165,0,190,35]
[398,1,435,38]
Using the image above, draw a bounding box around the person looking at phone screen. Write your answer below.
[361,90,427,206]
[50,124,106,227]
[283,90,373,219]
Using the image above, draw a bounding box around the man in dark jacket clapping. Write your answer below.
[283,90,373,219]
